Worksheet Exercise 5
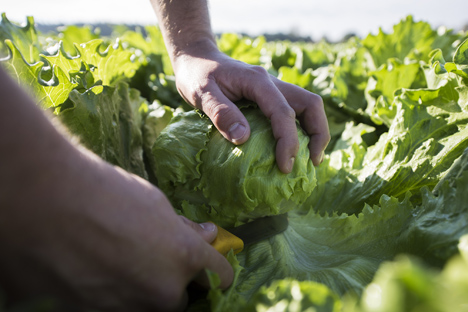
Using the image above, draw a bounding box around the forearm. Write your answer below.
[0,61,233,308]
[0,67,157,257]
[0,66,169,304]
[149,0,218,63]
[0,67,76,206]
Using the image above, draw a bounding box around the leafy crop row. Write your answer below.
[1,13,468,312]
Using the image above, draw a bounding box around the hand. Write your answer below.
[172,46,330,173]
[0,68,234,311]
[0,153,233,311]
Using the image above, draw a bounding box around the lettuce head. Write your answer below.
[151,103,316,227]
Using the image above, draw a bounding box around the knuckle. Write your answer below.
[207,103,240,131]
[193,83,213,108]
[208,102,228,123]
[270,105,296,126]
[295,90,324,111]
[309,93,324,109]
[249,65,269,76]
[178,80,213,109]
[280,105,296,120]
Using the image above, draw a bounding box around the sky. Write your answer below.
[2,0,468,41]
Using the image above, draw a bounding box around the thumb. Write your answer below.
[199,84,251,145]
[179,216,218,244]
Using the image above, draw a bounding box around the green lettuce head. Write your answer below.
[151,103,316,227]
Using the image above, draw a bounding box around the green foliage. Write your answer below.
[362,16,465,67]
[151,104,316,227]
[0,13,41,63]
[54,25,101,56]
[2,39,76,110]
[1,12,468,312]
[217,33,265,65]
[355,235,468,312]
[43,39,140,87]
[58,83,148,178]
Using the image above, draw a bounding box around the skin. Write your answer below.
[0,67,232,311]
[150,0,330,173]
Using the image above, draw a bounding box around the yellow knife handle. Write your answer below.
[210,222,244,256]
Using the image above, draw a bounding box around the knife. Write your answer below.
[210,214,289,256]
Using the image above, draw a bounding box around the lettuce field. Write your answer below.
[1,13,468,312]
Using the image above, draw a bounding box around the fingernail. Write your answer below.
[288,157,295,173]
[199,222,216,232]
[228,123,247,142]
[320,151,325,164]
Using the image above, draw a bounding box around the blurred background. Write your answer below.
[2,0,468,41]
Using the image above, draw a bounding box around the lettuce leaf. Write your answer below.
[57,82,148,178]
[357,235,468,312]
[151,105,316,227]
[2,12,468,312]
[362,16,462,67]
[1,39,76,110]
[0,13,41,63]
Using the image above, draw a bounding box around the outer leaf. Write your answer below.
[268,41,297,71]
[212,194,414,309]
[141,102,180,184]
[453,38,468,65]
[120,25,172,75]
[120,27,185,107]
[363,16,437,67]
[277,66,314,90]
[201,166,468,311]
[294,40,336,72]
[58,82,148,178]
[358,236,468,312]
[43,39,139,87]
[217,33,265,65]
[444,38,468,85]
[1,40,76,110]
[397,154,468,265]
[151,110,213,193]
[308,75,468,216]
[365,58,425,126]
[0,13,41,63]
[244,279,342,312]
[55,25,100,56]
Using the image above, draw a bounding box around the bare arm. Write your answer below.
[0,66,232,311]
[151,0,216,58]
[150,0,330,173]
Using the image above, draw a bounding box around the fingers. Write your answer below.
[272,77,331,166]
[192,82,251,145]
[198,73,329,169]
[177,55,329,171]
[242,66,300,173]
[178,215,218,244]
[189,240,234,290]
[178,216,234,290]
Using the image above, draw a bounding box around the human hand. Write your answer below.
[172,44,330,173]
[0,137,233,312]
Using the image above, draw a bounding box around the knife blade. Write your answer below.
[210,214,289,256]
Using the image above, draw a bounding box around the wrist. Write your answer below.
[170,37,219,70]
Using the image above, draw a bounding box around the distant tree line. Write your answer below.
[37,22,467,44]
[36,23,361,43]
